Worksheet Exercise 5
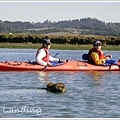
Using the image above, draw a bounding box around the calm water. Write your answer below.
[0,49,120,118]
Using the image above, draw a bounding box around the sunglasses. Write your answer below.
[95,44,101,46]
[46,43,51,45]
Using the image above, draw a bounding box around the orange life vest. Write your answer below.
[88,48,105,63]
[36,47,49,63]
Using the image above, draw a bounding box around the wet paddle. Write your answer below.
[43,53,59,72]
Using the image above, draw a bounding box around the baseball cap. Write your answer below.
[43,38,51,45]
[94,40,102,45]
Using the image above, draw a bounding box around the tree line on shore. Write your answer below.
[0,17,120,36]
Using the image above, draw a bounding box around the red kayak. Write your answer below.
[0,60,120,71]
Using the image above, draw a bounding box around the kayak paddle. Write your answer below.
[43,53,59,72]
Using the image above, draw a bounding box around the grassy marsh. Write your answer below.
[0,43,120,51]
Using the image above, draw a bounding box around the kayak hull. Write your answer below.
[0,60,120,71]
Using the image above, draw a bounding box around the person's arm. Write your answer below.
[36,49,48,66]
[104,54,112,60]
[49,55,59,61]
[49,55,67,63]
[91,52,106,65]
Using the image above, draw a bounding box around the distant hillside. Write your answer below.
[0,17,120,36]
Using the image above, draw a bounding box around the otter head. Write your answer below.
[50,82,66,93]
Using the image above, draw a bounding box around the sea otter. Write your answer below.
[46,82,66,93]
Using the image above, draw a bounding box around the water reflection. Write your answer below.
[37,71,49,83]
[36,71,106,84]
[87,71,105,84]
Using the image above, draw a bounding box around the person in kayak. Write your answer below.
[87,40,118,65]
[36,37,68,66]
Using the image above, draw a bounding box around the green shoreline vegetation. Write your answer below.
[0,33,120,50]
[0,43,120,51]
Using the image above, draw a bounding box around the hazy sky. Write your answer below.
[0,1,120,23]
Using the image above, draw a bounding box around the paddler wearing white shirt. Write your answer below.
[36,37,67,67]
